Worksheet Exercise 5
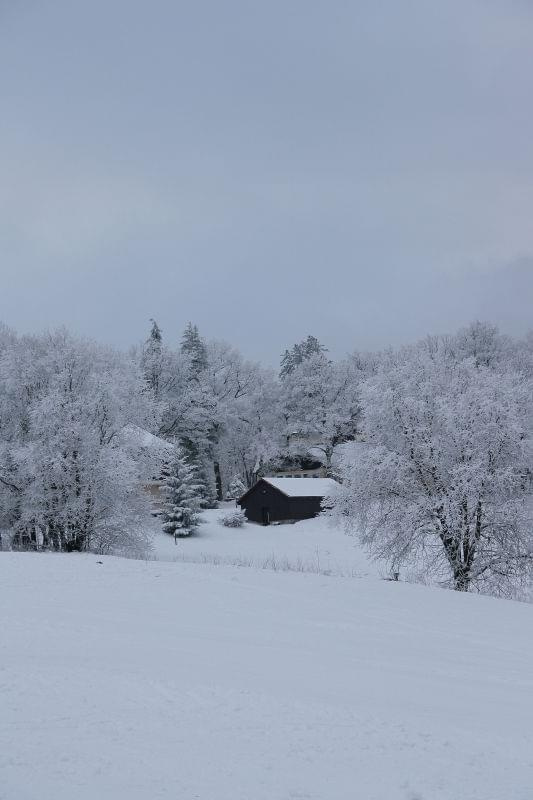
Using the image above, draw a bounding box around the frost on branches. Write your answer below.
[0,328,159,556]
[280,348,360,474]
[225,475,246,501]
[330,331,533,595]
[161,451,203,539]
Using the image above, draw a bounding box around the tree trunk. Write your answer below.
[325,446,334,477]
[213,460,223,501]
[453,566,471,592]
[437,507,473,592]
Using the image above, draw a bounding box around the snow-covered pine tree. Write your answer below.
[181,322,207,375]
[225,474,246,501]
[280,335,327,379]
[141,319,164,398]
[161,451,203,540]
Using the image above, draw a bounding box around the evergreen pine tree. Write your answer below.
[280,335,327,379]
[181,322,208,375]
[161,450,203,539]
[149,318,162,343]
[141,319,163,397]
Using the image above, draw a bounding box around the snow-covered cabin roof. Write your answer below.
[261,477,339,498]
[118,425,175,481]
[119,425,174,456]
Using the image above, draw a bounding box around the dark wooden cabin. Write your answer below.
[237,477,339,525]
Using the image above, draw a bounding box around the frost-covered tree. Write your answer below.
[217,367,282,488]
[225,475,246,500]
[181,322,208,376]
[161,450,203,539]
[280,335,326,379]
[453,320,512,369]
[141,319,164,398]
[172,339,265,498]
[280,353,360,474]
[0,328,160,554]
[330,340,533,594]
[201,340,261,496]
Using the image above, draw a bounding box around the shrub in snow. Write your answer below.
[218,509,247,528]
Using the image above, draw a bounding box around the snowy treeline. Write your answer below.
[0,321,360,553]
[1,318,532,596]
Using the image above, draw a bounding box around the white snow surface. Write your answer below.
[152,506,378,577]
[258,476,339,497]
[2,552,533,800]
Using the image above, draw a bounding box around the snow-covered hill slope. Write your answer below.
[2,553,533,800]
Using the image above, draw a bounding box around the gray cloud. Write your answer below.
[1,0,532,364]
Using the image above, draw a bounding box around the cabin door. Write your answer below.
[261,507,270,526]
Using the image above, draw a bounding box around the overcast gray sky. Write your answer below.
[1,0,532,364]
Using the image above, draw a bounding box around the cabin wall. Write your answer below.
[239,481,324,524]
[286,497,323,520]
[239,481,290,523]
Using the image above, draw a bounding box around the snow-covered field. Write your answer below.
[2,551,533,800]
[152,505,381,578]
